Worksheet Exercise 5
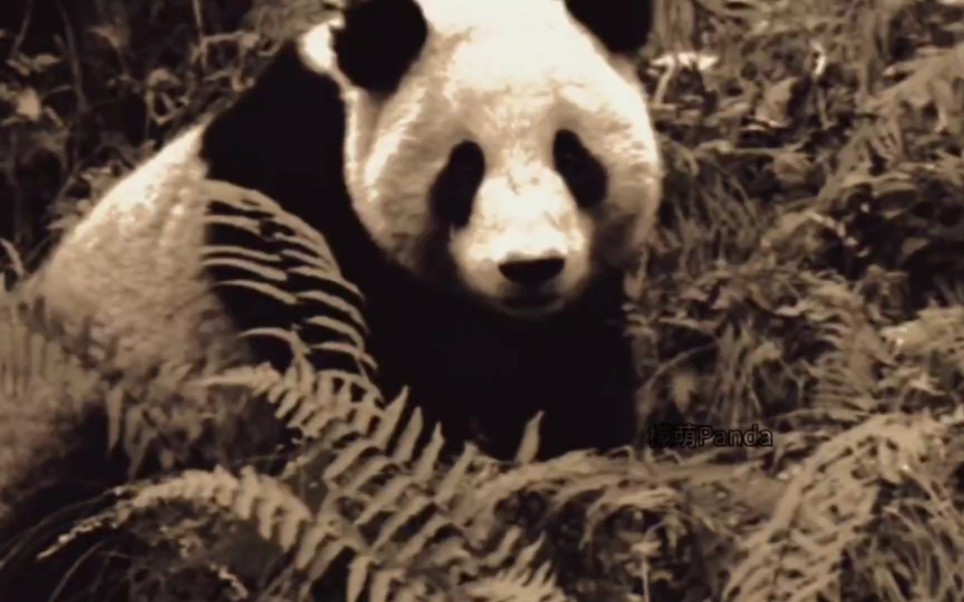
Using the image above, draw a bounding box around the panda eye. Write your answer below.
[553,129,607,209]
[431,140,485,228]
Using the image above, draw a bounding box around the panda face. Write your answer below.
[310,0,662,316]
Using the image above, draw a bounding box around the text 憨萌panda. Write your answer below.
[31,0,663,460]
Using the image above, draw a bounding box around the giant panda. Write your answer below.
[27,0,663,461]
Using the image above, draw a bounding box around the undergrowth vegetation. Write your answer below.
[1,0,964,600]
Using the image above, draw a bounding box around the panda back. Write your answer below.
[30,30,357,376]
[28,126,248,375]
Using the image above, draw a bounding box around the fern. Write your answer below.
[723,412,946,602]
[848,435,964,602]
[200,179,378,381]
[459,560,568,602]
[216,355,556,595]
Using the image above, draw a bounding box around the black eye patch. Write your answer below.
[430,141,485,228]
[553,129,607,209]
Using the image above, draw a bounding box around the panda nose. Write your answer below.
[498,257,565,287]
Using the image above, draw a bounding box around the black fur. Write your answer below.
[202,34,637,461]
[202,42,363,374]
[430,141,486,229]
[333,0,428,93]
[554,129,608,209]
[564,0,655,54]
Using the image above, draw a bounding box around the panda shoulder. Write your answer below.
[40,17,352,289]
[25,120,231,372]
[27,20,353,373]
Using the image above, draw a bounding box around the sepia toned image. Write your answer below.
[0,0,963,600]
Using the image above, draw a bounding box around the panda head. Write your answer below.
[304,0,662,317]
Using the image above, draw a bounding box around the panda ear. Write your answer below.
[564,0,654,54]
[333,0,428,93]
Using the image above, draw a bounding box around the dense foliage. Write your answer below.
[1,0,963,600]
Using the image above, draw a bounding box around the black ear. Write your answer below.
[333,0,428,93]
[564,0,654,54]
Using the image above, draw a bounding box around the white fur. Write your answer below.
[303,0,663,313]
[28,125,243,374]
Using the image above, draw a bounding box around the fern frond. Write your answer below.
[724,412,945,602]
[513,412,544,465]
[852,476,964,602]
[455,451,610,532]
[460,561,570,602]
[51,466,375,586]
[94,463,548,600]
[199,179,375,380]
[0,286,194,498]
[203,348,548,597]
[204,357,382,447]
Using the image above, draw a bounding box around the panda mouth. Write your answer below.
[502,292,562,313]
